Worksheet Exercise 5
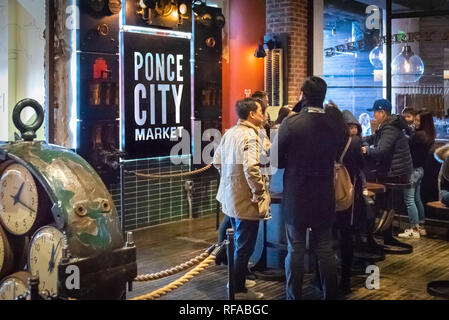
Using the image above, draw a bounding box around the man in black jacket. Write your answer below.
[362,99,413,183]
[362,99,413,249]
[277,77,346,300]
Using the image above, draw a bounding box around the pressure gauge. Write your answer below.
[0,271,30,300]
[200,13,213,28]
[106,0,122,15]
[29,226,64,297]
[0,162,50,236]
[87,0,106,13]
[0,224,14,279]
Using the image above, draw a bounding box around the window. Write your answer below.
[316,0,387,136]
[315,0,449,139]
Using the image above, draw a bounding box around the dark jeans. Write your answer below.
[218,214,231,243]
[285,224,338,300]
[335,212,353,288]
[229,217,259,293]
[441,190,449,207]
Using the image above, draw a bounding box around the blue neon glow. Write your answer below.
[119,5,125,155]
[69,0,79,150]
[190,8,195,159]
[122,25,191,39]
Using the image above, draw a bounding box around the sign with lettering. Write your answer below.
[121,32,191,159]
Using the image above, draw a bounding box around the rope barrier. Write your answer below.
[126,164,212,180]
[130,244,225,300]
[134,244,216,281]
[130,255,216,300]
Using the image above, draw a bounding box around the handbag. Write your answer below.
[334,137,354,212]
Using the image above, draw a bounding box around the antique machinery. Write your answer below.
[0,99,136,300]
[193,3,225,167]
[77,0,123,186]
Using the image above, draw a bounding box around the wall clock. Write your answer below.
[0,271,31,300]
[0,162,51,236]
[28,225,64,297]
[0,224,14,279]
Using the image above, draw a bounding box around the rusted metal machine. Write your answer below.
[0,98,136,300]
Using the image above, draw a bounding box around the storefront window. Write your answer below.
[315,0,449,140]
[392,16,449,140]
[392,0,449,14]
[317,0,387,135]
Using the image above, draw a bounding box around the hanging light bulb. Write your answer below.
[332,25,337,36]
[392,44,424,82]
[369,45,384,69]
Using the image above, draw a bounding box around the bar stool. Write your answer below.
[375,182,413,255]
[426,201,449,299]
[353,183,386,269]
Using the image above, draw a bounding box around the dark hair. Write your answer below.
[402,107,417,116]
[275,107,291,125]
[253,98,268,114]
[252,91,269,100]
[301,76,327,106]
[236,98,260,120]
[417,109,436,145]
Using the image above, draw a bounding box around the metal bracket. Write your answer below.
[51,201,65,229]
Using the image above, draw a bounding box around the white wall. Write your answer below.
[15,0,46,140]
[6,0,45,141]
[0,0,8,140]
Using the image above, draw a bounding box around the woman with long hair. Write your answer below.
[398,109,436,239]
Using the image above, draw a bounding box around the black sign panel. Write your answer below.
[121,32,191,159]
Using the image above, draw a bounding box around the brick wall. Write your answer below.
[266,0,309,105]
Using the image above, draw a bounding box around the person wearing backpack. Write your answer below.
[335,110,367,294]
[276,77,346,300]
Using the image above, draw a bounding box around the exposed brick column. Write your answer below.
[266,0,309,105]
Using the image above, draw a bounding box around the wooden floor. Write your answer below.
[127,215,449,300]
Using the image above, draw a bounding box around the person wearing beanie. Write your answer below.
[335,109,367,294]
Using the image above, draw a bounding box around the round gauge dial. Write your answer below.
[88,0,106,12]
[29,226,64,297]
[0,163,40,235]
[0,224,14,279]
[0,271,30,300]
[155,0,174,16]
[107,0,122,15]
[215,14,225,28]
[200,13,213,28]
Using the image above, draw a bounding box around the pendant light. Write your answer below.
[369,45,384,69]
[392,44,424,82]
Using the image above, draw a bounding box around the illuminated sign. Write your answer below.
[121,32,191,159]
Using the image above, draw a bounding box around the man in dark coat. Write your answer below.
[362,99,413,247]
[277,77,346,300]
[362,99,413,182]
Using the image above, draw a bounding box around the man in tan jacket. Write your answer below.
[213,97,270,300]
